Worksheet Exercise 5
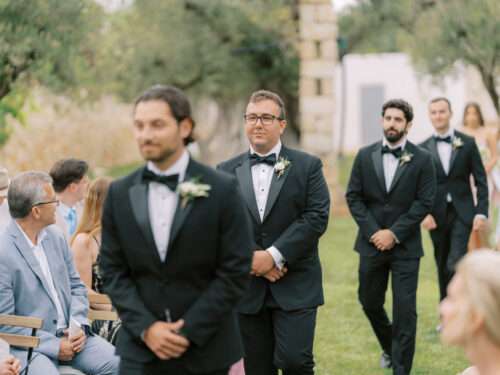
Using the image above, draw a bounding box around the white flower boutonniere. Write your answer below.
[399,151,413,166]
[452,137,464,150]
[177,178,211,208]
[274,157,291,178]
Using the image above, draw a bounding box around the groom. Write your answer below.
[346,99,436,375]
[218,90,330,375]
[99,85,253,375]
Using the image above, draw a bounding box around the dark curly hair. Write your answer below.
[382,99,414,123]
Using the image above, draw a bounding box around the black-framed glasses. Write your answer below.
[244,113,282,126]
[32,199,59,208]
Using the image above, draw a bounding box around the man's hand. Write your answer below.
[69,328,86,353]
[250,250,275,276]
[370,230,396,251]
[421,214,437,231]
[143,320,190,360]
[473,216,487,232]
[0,355,21,375]
[263,267,288,283]
[58,337,75,361]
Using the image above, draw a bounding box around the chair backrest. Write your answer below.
[87,294,119,321]
[0,315,42,349]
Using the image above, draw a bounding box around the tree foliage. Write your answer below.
[338,0,500,115]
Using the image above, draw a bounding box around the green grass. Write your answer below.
[314,217,468,374]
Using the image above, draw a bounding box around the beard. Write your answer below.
[384,127,406,143]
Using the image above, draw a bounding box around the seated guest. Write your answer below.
[440,250,500,375]
[0,167,10,231]
[0,171,119,375]
[71,177,121,344]
[0,355,20,375]
[49,159,89,240]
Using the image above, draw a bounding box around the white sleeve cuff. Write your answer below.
[266,246,285,270]
[474,214,487,221]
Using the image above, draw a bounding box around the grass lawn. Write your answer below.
[314,216,468,374]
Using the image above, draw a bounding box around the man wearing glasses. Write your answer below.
[218,90,330,375]
[0,171,119,375]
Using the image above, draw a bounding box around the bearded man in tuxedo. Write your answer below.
[346,99,436,375]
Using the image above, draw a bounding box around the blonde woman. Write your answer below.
[440,250,500,375]
[71,177,121,344]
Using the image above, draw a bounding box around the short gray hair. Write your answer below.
[8,171,53,219]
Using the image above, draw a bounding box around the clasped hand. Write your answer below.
[250,250,287,283]
[370,229,396,251]
[58,328,86,361]
[144,320,190,360]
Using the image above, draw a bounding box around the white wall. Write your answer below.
[334,53,497,153]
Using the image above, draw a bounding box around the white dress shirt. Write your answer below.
[382,137,407,191]
[147,150,189,262]
[16,223,67,329]
[435,128,454,202]
[250,141,285,269]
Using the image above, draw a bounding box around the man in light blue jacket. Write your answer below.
[0,171,119,374]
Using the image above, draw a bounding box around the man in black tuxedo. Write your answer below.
[346,99,436,375]
[218,90,330,375]
[420,97,488,303]
[99,85,253,375]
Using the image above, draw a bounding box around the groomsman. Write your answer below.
[346,99,436,375]
[99,85,253,375]
[420,97,488,302]
[218,90,330,375]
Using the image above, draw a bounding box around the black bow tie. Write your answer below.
[142,169,179,191]
[381,145,403,158]
[435,135,452,144]
[249,153,277,167]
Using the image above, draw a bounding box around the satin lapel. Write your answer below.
[371,143,387,193]
[167,161,198,252]
[428,137,447,176]
[388,159,409,193]
[11,227,57,307]
[449,141,460,174]
[128,172,161,264]
[262,148,292,222]
[235,157,261,223]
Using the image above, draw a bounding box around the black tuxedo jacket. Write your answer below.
[217,145,330,314]
[99,158,253,373]
[419,130,488,226]
[346,141,436,258]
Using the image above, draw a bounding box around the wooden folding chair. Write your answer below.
[0,314,42,375]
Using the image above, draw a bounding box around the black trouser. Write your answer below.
[239,291,317,375]
[430,203,471,301]
[358,253,420,375]
[119,358,229,375]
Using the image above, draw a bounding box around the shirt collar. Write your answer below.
[434,128,454,139]
[250,140,282,157]
[382,137,407,150]
[15,222,47,249]
[57,202,72,218]
[147,149,190,181]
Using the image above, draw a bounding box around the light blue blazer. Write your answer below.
[0,220,88,359]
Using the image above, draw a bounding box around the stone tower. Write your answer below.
[299,0,343,213]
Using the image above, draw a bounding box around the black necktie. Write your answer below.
[435,135,452,143]
[249,153,277,167]
[142,169,179,191]
[381,145,403,158]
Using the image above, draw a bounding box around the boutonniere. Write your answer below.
[177,178,211,208]
[399,151,413,166]
[452,137,464,150]
[274,156,291,178]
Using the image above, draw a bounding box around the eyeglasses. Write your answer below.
[32,199,59,208]
[244,113,282,126]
